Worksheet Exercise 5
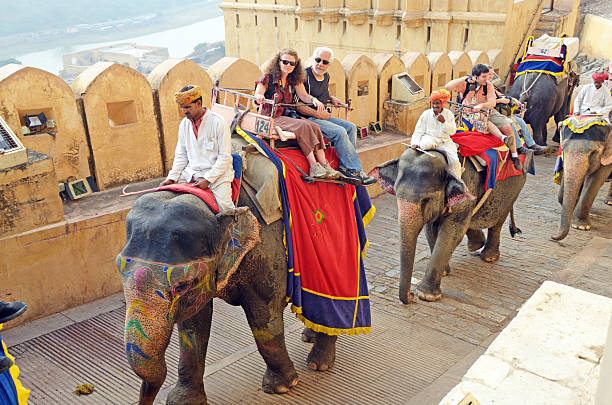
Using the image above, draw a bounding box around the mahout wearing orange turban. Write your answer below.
[429,88,451,105]
[175,85,202,106]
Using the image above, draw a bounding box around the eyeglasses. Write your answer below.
[281,59,297,66]
[314,57,329,65]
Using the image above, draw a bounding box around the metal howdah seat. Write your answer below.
[210,83,351,149]
[448,100,491,134]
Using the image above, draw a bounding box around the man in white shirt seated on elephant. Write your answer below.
[573,71,612,122]
[160,85,235,211]
[410,89,461,178]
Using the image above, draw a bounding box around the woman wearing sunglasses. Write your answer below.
[255,48,340,179]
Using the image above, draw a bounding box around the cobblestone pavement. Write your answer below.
[4,151,611,405]
[365,150,612,346]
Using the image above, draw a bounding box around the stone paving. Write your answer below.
[3,150,612,404]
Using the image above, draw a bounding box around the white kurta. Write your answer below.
[411,108,461,178]
[166,109,234,210]
[573,84,612,120]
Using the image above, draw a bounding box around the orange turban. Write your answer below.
[175,85,202,105]
[592,71,608,82]
[429,88,451,105]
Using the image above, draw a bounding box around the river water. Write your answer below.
[15,16,226,76]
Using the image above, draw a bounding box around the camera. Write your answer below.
[466,75,477,92]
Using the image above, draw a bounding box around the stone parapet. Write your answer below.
[0,149,64,237]
[440,281,612,404]
[382,98,429,136]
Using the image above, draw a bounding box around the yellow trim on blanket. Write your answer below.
[553,171,562,185]
[289,305,372,336]
[362,204,376,226]
[300,287,369,301]
[516,69,565,77]
[1,324,30,405]
[561,117,607,134]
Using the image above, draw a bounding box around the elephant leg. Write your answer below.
[572,165,612,230]
[425,222,450,276]
[532,121,546,146]
[307,332,338,371]
[606,182,612,206]
[480,216,507,262]
[301,327,315,343]
[167,302,213,405]
[417,218,470,302]
[466,228,486,252]
[241,294,298,394]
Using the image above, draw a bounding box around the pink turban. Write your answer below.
[592,71,608,82]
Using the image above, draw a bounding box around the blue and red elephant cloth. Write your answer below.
[0,325,29,405]
[235,127,373,335]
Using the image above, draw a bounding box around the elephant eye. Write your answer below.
[172,279,193,295]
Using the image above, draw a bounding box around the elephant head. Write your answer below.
[116,191,260,400]
[552,123,611,240]
[369,149,473,303]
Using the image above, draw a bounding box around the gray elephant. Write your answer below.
[117,185,337,404]
[370,148,526,303]
[508,71,578,146]
[551,121,612,240]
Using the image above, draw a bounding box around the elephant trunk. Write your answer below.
[552,151,590,241]
[124,301,173,405]
[397,199,423,304]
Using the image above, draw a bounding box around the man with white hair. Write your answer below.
[296,47,376,185]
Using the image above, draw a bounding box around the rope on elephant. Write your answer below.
[472,189,493,216]
[520,71,543,99]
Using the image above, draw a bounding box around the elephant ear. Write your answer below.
[215,207,261,297]
[445,172,475,207]
[368,159,399,195]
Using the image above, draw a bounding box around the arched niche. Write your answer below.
[467,50,490,69]
[427,52,452,95]
[448,51,473,80]
[487,49,503,77]
[72,62,162,190]
[207,57,262,106]
[372,53,406,122]
[401,52,431,95]
[148,59,213,174]
[342,54,378,127]
[0,64,91,183]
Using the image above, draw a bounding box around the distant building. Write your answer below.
[60,43,169,80]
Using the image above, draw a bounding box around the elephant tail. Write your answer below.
[508,207,522,238]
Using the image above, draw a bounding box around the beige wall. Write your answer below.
[72,62,163,190]
[372,54,406,123]
[0,207,125,325]
[148,59,213,174]
[467,50,490,68]
[343,54,378,127]
[0,65,91,183]
[580,15,612,59]
[0,150,63,237]
[448,51,472,80]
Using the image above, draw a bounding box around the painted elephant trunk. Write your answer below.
[123,286,174,405]
[397,199,423,304]
[552,151,590,241]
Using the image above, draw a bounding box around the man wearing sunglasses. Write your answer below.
[296,47,376,185]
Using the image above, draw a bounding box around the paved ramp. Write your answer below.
[9,301,474,405]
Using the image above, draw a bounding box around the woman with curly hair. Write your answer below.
[254,48,340,179]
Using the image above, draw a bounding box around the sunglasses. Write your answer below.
[314,57,330,65]
[281,59,297,66]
